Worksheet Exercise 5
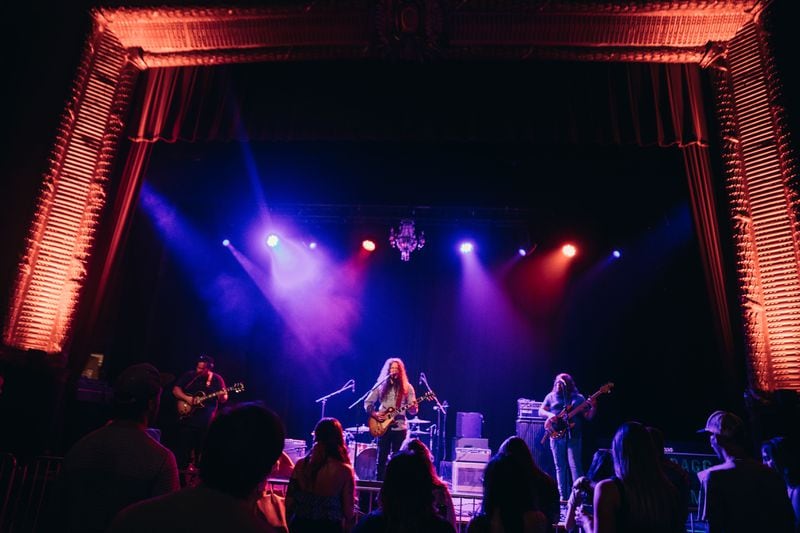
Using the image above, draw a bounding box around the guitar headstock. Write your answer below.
[421,391,436,401]
[231,382,245,393]
[599,382,614,394]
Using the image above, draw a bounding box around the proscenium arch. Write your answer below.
[4,1,799,395]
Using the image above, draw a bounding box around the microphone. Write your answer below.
[350,380,355,392]
[419,372,426,385]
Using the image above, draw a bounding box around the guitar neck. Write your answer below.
[566,386,609,419]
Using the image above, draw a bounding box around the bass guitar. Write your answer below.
[177,382,245,419]
[541,382,614,443]
[368,391,436,437]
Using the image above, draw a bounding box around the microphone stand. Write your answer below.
[348,373,391,410]
[316,379,354,419]
[420,374,447,468]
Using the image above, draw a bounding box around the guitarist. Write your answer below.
[172,355,228,472]
[363,357,417,481]
[538,373,597,500]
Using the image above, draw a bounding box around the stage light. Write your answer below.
[308,241,317,250]
[612,249,621,258]
[518,248,527,257]
[459,241,474,254]
[266,234,280,248]
[362,239,376,252]
[562,244,577,258]
[222,239,230,247]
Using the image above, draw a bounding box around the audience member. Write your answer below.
[353,451,455,533]
[109,402,286,533]
[467,453,548,533]
[564,449,613,532]
[646,425,691,524]
[579,421,683,533]
[286,417,356,532]
[697,410,794,533]
[498,435,560,530]
[59,362,179,533]
[762,436,800,532]
[402,438,457,528]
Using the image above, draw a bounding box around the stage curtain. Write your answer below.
[119,60,732,357]
[126,61,708,147]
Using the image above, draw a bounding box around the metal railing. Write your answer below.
[0,455,708,533]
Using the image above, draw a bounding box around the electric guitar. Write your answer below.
[368,391,436,437]
[541,382,614,443]
[177,382,245,418]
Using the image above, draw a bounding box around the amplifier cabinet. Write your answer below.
[515,418,555,481]
[452,461,486,494]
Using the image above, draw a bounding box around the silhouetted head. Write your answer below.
[380,452,435,521]
[199,402,285,499]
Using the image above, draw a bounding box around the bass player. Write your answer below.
[172,354,228,472]
[364,357,417,481]
[538,372,597,500]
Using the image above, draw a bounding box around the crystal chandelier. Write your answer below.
[389,219,425,261]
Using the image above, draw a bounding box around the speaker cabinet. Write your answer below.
[456,412,483,438]
[515,417,555,480]
[452,461,486,494]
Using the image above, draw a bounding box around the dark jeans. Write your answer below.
[175,423,206,470]
[376,428,407,481]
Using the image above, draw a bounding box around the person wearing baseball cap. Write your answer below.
[59,362,180,533]
[697,410,794,532]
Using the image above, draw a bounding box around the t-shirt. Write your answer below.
[698,457,795,533]
[541,391,588,436]
[176,370,225,428]
[60,420,180,533]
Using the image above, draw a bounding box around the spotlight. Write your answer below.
[562,244,577,258]
[459,241,474,254]
[308,241,317,250]
[222,239,230,247]
[518,248,527,257]
[362,239,376,252]
[266,234,280,248]
[612,249,621,258]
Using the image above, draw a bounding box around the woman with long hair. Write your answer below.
[353,451,455,533]
[498,436,560,529]
[578,421,682,532]
[286,418,356,532]
[402,438,457,528]
[468,453,548,533]
[363,357,417,481]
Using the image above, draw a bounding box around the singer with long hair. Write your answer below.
[363,357,417,481]
[538,373,596,500]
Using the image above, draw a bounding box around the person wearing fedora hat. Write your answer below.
[697,410,794,532]
[59,362,180,533]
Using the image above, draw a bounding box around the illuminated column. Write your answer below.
[711,18,800,392]
[2,25,139,353]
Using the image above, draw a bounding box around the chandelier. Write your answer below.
[389,219,425,261]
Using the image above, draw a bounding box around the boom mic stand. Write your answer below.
[316,379,354,419]
[420,373,447,468]
[349,373,391,410]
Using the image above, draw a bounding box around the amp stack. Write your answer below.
[515,398,556,480]
[450,412,490,494]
